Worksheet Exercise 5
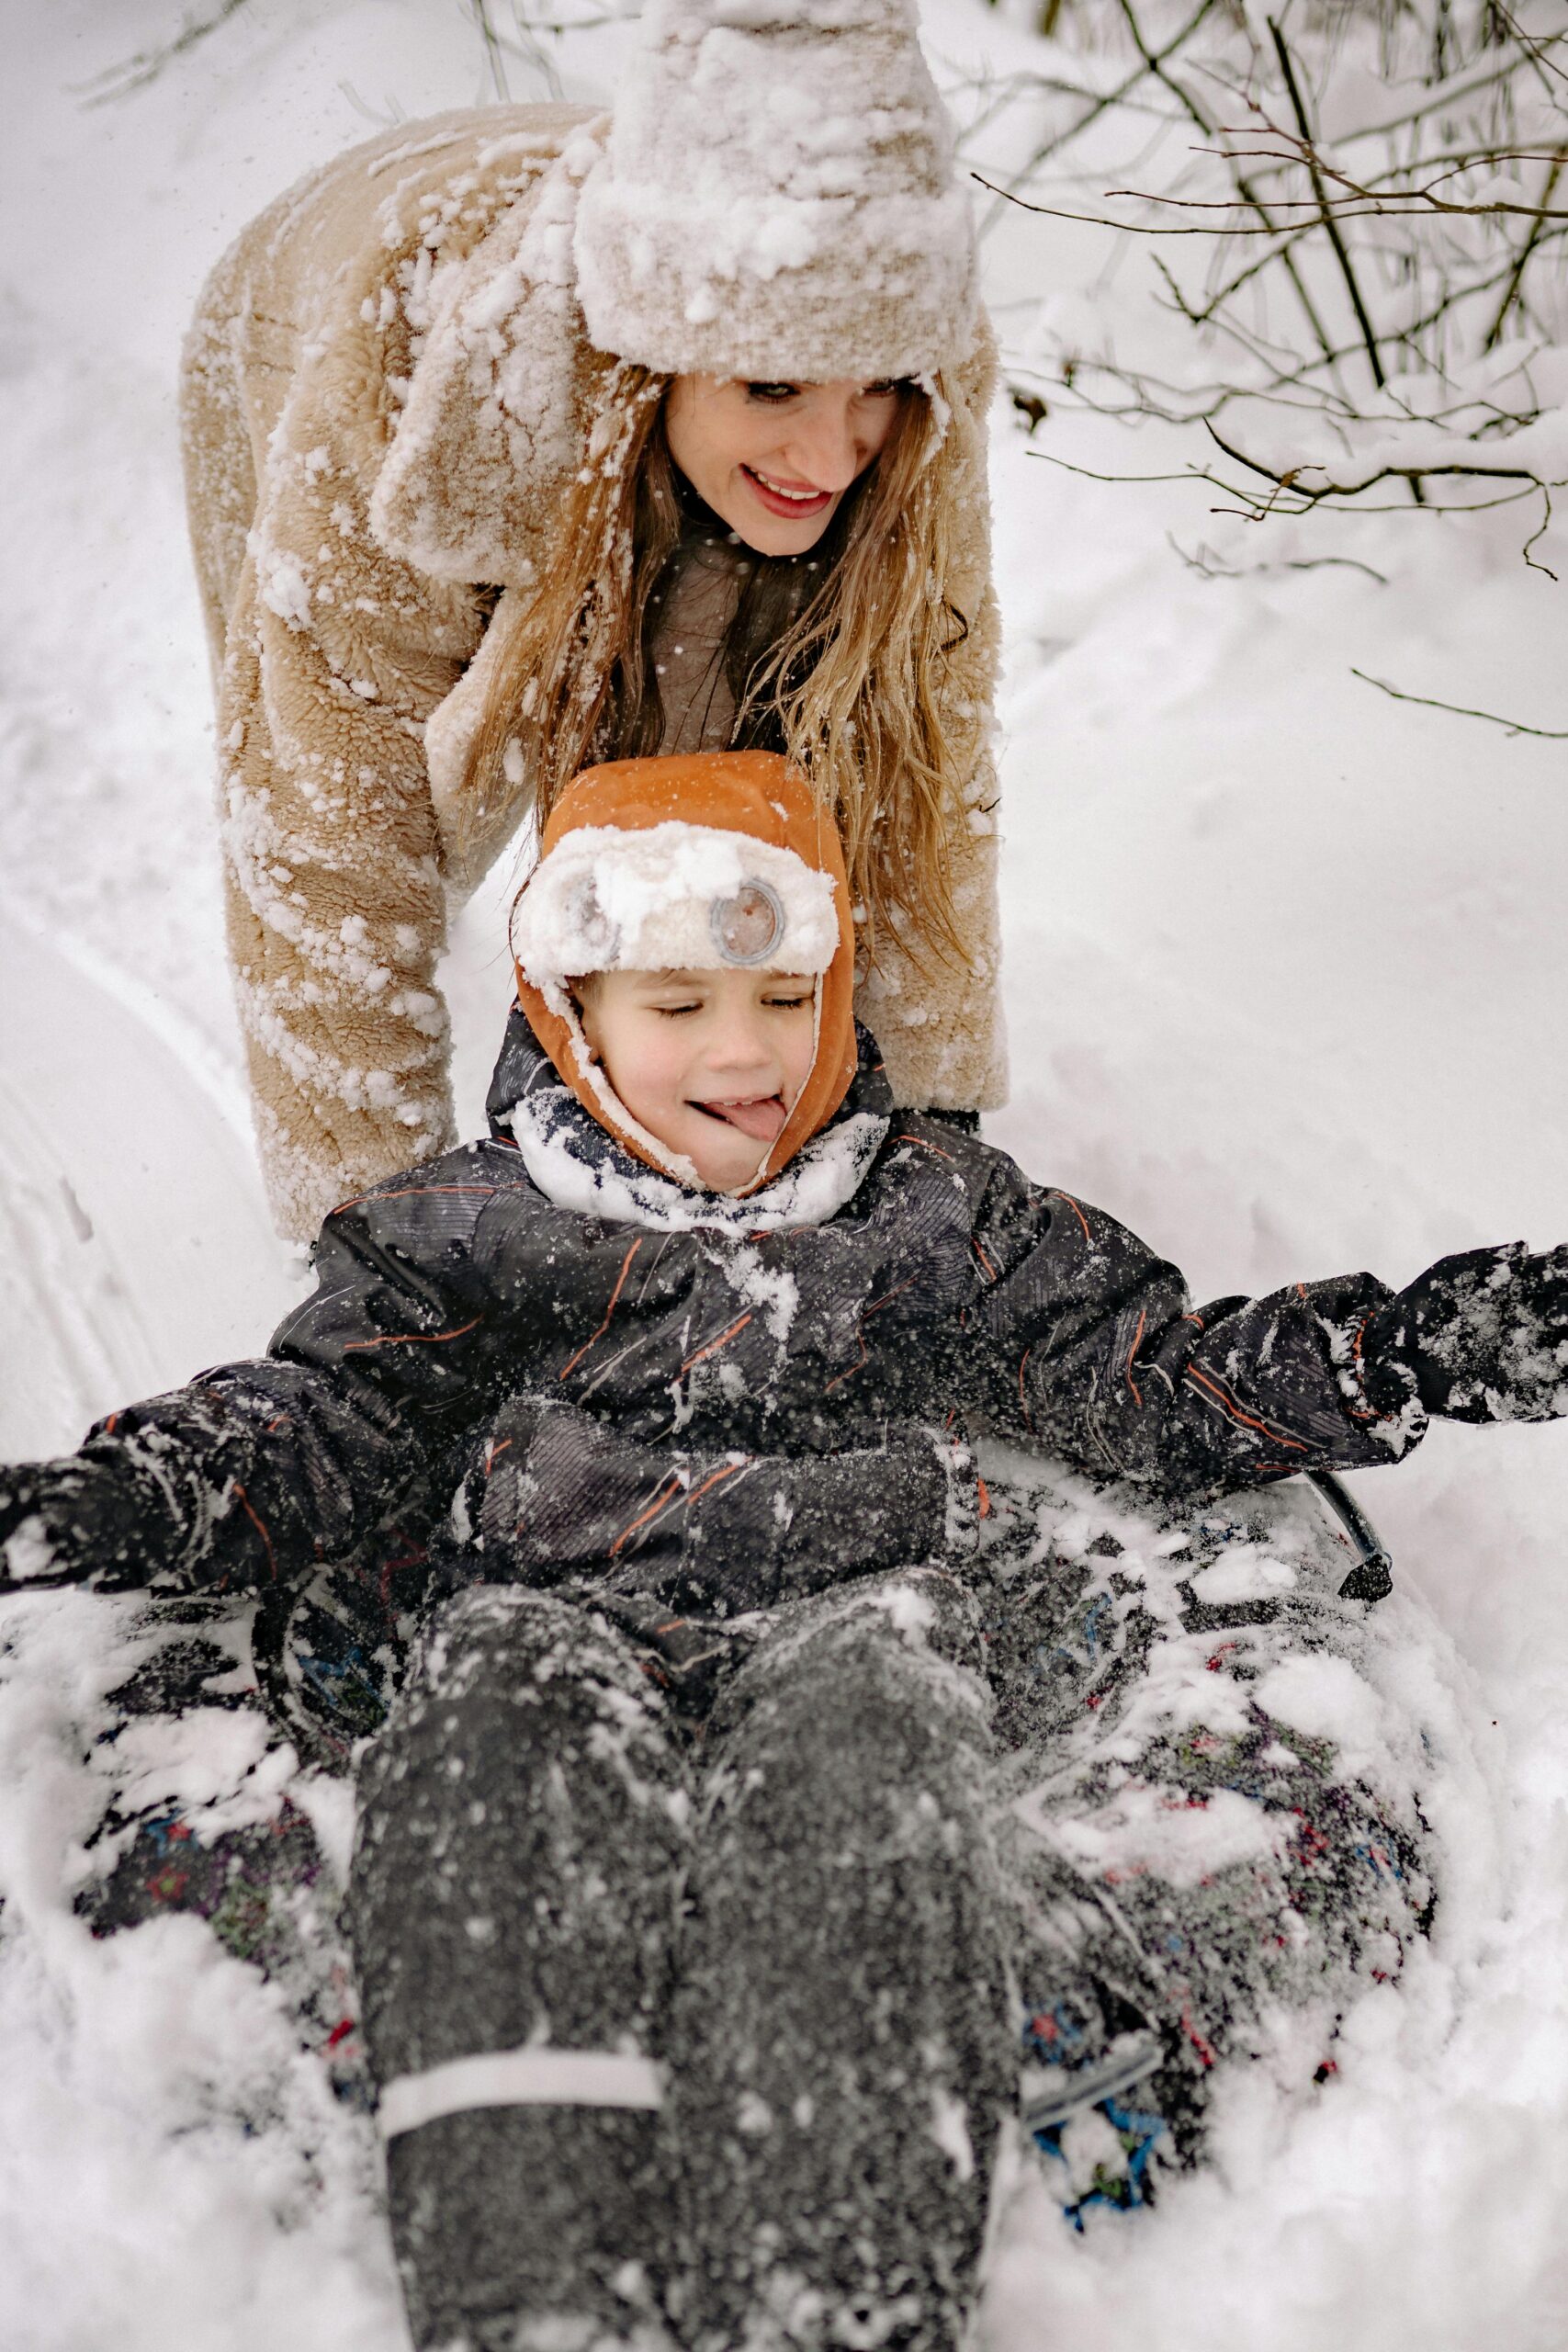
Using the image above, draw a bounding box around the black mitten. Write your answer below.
[1360,1242,1568,1424]
[449,1395,976,1610]
[0,1450,172,1592]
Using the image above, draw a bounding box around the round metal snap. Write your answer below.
[710,878,785,967]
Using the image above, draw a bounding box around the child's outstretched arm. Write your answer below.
[971,1169,1567,1497]
[0,1170,511,1598]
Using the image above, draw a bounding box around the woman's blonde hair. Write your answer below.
[467,356,982,970]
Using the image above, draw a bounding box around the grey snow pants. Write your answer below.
[351,1566,1010,2352]
[348,1485,1434,2352]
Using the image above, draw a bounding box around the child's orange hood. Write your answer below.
[509,751,858,1194]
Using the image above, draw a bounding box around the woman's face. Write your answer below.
[663,376,904,556]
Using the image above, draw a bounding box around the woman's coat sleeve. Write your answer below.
[204,386,484,1242]
[180,126,525,1244]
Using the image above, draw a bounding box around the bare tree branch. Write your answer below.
[1352,670,1568,737]
[1484,152,1568,346]
[78,0,251,104]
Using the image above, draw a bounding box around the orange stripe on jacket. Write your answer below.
[560,1238,644,1381]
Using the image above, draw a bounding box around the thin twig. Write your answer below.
[1300,36,1562,146]
[1168,534,1389,582]
[1489,2,1568,95]
[1203,415,1559,499]
[78,0,251,103]
[1483,152,1567,347]
[470,0,511,102]
[1118,0,1345,378]
[1521,481,1560,581]
[1268,20,1395,406]
[1103,179,1568,221]
[1352,670,1568,737]
[1010,0,1220,184]
[1029,443,1556,524]
[972,178,1563,235]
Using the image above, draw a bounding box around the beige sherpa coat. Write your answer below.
[181,105,1007,1242]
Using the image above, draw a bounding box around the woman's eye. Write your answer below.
[863,379,902,398]
[745,381,800,403]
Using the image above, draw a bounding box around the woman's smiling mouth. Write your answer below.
[741,466,834,519]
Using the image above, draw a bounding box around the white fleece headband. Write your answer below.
[511,821,839,1008]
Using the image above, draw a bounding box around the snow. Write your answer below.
[3,2,1567,2348]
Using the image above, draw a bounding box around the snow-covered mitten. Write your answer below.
[0,1446,181,1592]
[1360,1241,1568,1423]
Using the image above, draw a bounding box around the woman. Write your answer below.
[181,0,1005,1240]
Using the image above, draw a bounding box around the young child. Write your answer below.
[2,749,1564,2352]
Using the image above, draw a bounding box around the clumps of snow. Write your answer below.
[706,1239,799,1341]
[1187,1546,1298,1604]
[102,1708,284,1830]
[1028,1778,1292,1891]
[256,551,314,632]
[930,2083,976,2180]
[511,822,839,989]
[873,1581,938,1640]
[3,1517,59,1584]
[0,1590,397,2349]
[926,1431,979,1554]
[368,120,605,588]
[1249,1653,1395,1789]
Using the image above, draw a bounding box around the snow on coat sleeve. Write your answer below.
[201,370,479,1243]
[181,119,569,1243]
[966,1166,1422,1498]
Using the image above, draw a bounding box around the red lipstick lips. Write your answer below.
[741,466,833,521]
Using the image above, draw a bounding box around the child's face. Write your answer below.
[577,966,818,1188]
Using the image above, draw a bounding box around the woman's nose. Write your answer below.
[783,394,863,492]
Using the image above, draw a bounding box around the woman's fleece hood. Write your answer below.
[510,750,857,1193]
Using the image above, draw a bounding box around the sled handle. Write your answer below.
[1306,1469,1394,1603]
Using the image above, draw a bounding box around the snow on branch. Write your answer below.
[964,0,1568,557]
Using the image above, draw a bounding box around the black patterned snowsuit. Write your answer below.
[11,1016,1564,2352]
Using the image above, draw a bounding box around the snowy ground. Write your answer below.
[2,3,1565,2346]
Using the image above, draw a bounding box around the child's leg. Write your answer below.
[349,1586,689,2352]
[987,1483,1434,2217]
[667,1565,1015,2352]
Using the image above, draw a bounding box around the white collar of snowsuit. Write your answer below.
[505,1081,888,1235]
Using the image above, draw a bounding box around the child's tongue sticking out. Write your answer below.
[694,1091,789,1144]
